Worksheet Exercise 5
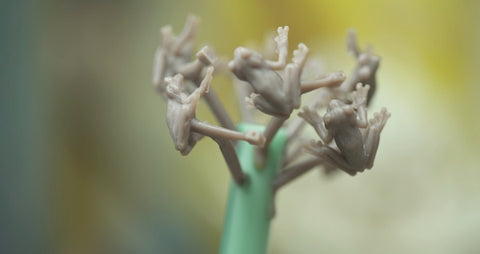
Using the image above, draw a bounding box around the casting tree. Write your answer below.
[152,15,390,254]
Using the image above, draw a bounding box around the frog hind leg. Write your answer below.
[246,93,290,117]
[305,142,359,176]
[364,108,390,169]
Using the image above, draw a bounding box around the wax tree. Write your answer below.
[152,15,390,254]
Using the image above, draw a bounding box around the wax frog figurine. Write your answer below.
[299,84,390,175]
[339,30,380,104]
[228,27,309,117]
[165,67,266,155]
[153,15,216,95]
[165,67,212,155]
[306,30,380,111]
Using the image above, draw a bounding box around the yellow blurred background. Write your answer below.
[2,0,480,253]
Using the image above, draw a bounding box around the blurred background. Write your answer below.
[1,0,480,253]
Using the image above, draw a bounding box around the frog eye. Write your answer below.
[358,53,369,64]
[371,55,380,64]
[228,60,236,71]
[358,66,371,79]
[165,84,177,98]
[344,105,354,115]
[328,100,336,108]
[324,115,332,124]
[247,55,263,67]
[370,55,380,68]
[328,99,343,108]
[173,73,184,82]
[236,47,252,59]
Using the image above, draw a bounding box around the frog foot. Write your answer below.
[292,43,308,67]
[303,139,325,155]
[245,93,259,109]
[274,26,289,51]
[370,108,390,131]
[353,83,370,106]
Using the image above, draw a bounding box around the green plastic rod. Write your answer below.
[219,123,287,254]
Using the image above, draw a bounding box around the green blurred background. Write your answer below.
[2,0,480,253]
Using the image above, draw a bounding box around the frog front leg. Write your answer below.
[184,66,213,105]
[364,108,390,169]
[352,83,370,128]
[265,26,289,70]
[341,30,380,104]
[298,106,333,144]
[152,25,177,95]
[152,46,168,95]
[175,46,216,82]
[284,43,309,109]
[171,14,200,58]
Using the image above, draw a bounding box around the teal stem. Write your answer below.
[219,123,287,254]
